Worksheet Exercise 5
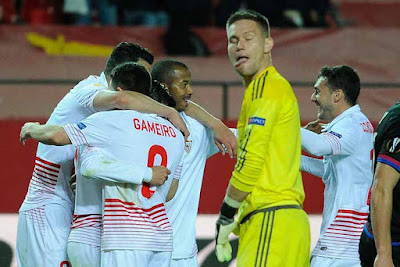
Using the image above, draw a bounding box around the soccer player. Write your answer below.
[359,101,400,267]
[151,59,237,267]
[16,41,191,267]
[301,65,374,267]
[20,62,185,267]
[214,9,310,266]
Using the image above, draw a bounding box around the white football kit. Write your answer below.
[301,105,374,266]
[166,112,237,266]
[64,110,185,267]
[67,146,153,267]
[17,73,108,267]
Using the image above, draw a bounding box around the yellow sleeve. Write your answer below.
[231,96,281,192]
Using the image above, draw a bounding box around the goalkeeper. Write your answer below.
[215,9,311,267]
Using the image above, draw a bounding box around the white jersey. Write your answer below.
[64,110,185,252]
[67,146,153,247]
[301,105,374,260]
[20,73,108,212]
[165,112,237,259]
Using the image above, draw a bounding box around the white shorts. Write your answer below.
[170,255,198,267]
[67,242,100,267]
[17,204,73,267]
[311,255,362,267]
[101,250,172,267]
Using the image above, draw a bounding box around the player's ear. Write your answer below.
[333,89,344,103]
[264,37,274,53]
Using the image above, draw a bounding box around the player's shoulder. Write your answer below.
[71,75,107,93]
[384,102,400,125]
[377,102,400,134]
[86,109,135,121]
[258,67,294,101]
[266,67,292,90]
[181,112,206,130]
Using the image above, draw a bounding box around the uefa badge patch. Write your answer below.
[248,117,266,126]
[328,131,342,138]
[77,122,87,130]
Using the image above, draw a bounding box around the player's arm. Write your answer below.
[229,95,285,198]
[301,125,358,157]
[93,90,189,140]
[207,128,238,158]
[185,101,237,158]
[80,147,170,186]
[371,162,400,265]
[20,122,71,146]
[300,155,324,178]
[215,97,281,262]
[301,128,332,157]
[166,164,183,202]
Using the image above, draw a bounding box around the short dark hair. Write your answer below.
[105,42,154,77]
[318,65,361,106]
[150,80,176,107]
[151,59,189,87]
[110,62,151,96]
[226,9,270,37]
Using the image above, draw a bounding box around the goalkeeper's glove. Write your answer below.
[215,197,241,262]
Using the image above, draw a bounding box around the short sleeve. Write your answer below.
[64,112,110,147]
[74,83,105,113]
[320,126,360,156]
[377,137,400,172]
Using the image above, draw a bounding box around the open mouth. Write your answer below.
[235,56,248,67]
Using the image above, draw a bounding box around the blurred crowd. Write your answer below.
[0,0,341,28]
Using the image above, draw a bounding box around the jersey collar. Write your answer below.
[322,104,361,132]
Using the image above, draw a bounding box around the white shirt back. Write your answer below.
[165,112,225,259]
[20,73,107,212]
[310,105,374,260]
[65,110,185,252]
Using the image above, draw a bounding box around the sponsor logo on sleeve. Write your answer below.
[328,131,342,138]
[388,137,400,153]
[248,117,266,126]
[77,122,87,130]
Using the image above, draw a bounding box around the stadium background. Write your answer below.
[1,0,400,266]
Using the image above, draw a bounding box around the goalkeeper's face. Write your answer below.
[227,19,272,81]
[312,77,335,121]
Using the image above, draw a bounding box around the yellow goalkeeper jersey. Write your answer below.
[231,66,305,222]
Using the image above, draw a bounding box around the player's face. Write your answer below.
[227,19,271,81]
[312,77,335,121]
[168,67,193,112]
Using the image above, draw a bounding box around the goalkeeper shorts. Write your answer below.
[237,205,310,267]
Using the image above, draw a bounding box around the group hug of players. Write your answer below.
[17,9,400,267]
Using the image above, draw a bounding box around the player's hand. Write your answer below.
[215,215,239,262]
[166,109,190,142]
[20,122,40,145]
[303,119,324,134]
[374,254,395,267]
[149,166,171,186]
[212,120,237,158]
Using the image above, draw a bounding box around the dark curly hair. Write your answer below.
[318,65,360,106]
[150,80,176,107]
